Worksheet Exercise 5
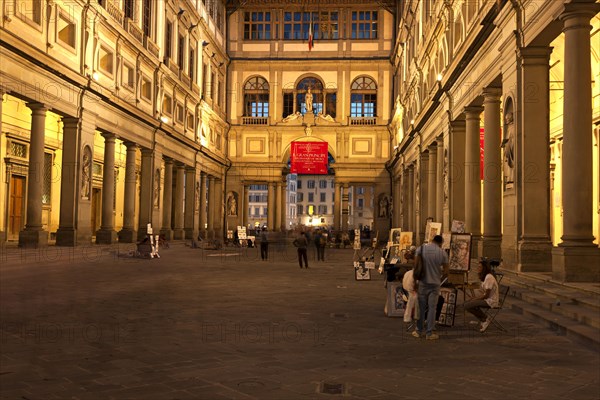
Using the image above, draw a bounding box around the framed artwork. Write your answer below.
[398,231,413,250]
[449,233,472,272]
[386,282,406,317]
[438,287,458,327]
[354,262,371,281]
[425,222,442,243]
[451,220,465,233]
[389,228,402,246]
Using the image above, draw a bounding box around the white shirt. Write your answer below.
[482,273,499,308]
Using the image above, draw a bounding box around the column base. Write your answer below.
[481,235,502,259]
[173,229,185,240]
[118,229,138,243]
[184,228,196,240]
[552,245,600,282]
[96,229,117,244]
[19,229,48,248]
[56,228,77,246]
[517,239,552,272]
[160,229,173,241]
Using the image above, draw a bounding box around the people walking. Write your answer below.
[314,229,326,261]
[293,232,309,268]
[260,227,269,260]
[413,235,449,340]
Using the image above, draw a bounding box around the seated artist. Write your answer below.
[463,259,499,332]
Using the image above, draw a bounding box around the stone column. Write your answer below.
[427,143,437,222]
[215,178,224,239]
[450,120,466,223]
[173,163,185,239]
[464,106,483,255]
[392,176,401,228]
[482,88,503,258]
[334,182,341,231]
[160,158,174,240]
[19,103,49,247]
[436,139,444,223]
[243,184,249,228]
[402,167,409,231]
[418,150,429,244]
[407,165,414,232]
[280,179,287,232]
[267,182,275,230]
[552,3,600,281]
[96,133,117,244]
[341,183,349,231]
[138,148,154,240]
[184,167,197,239]
[207,175,215,239]
[515,47,553,272]
[199,172,207,238]
[56,117,79,246]
[275,181,283,231]
[118,141,138,243]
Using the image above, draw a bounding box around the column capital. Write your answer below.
[200,171,207,177]
[61,117,79,129]
[208,175,215,181]
[185,165,196,172]
[140,147,153,156]
[27,102,48,112]
[519,46,553,65]
[483,87,502,102]
[559,2,600,26]
[464,106,484,118]
[163,157,174,165]
[428,142,437,151]
[175,162,186,169]
[123,140,138,150]
[101,132,116,141]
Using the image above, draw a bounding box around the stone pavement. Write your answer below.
[1,243,599,400]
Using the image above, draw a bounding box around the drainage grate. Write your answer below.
[320,382,344,395]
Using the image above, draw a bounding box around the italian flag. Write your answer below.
[308,15,314,51]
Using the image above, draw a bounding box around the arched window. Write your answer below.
[282,76,336,118]
[244,76,269,117]
[350,76,377,117]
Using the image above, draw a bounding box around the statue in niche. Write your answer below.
[80,148,91,199]
[443,148,449,204]
[305,87,313,113]
[503,110,515,187]
[227,192,237,216]
[195,182,200,210]
[153,169,160,208]
[379,195,389,218]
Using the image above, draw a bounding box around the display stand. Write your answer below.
[137,224,160,258]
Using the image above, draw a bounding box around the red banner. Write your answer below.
[290,141,328,174]
[480,128,484,180]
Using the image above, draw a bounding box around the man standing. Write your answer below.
[414,235,449,340]
[314,229,326,261]
[260,227,269,260]
[293,232,309,268]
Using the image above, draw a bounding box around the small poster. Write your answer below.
[398,232,413,250]
[354,262,371,281]
[425,221,442,243]
[438,287,458,327]
[237,226,247,240]
[451,220,465,234]
[386,282,406,317]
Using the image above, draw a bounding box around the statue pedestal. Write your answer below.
[303,112,315,126]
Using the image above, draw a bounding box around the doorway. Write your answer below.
[8,175,26,240]
[91,188,102,233]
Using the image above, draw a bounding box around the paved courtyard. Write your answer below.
[1,243,599,400]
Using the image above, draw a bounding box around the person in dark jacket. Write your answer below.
[293,232,309,268]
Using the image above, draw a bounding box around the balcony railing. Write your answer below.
[144,36,159,58]
[124,18,143,44]
[242,116,268,125]
[105,1,124,25]
[349,117,377,126]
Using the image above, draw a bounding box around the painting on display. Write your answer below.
[386,282,406,317]
[354,262,371,281]
[438,287,458,327]
[425,222,442,243]
[449,233,473,272]
[398,232,413,250]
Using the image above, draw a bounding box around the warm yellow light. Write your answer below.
[160,116,169,123]
[437,73,442,81]
[92,71,100,81]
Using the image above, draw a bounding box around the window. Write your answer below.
[189,48,195,81]
[307,180,315,189]
[57,12,76,50]
[122,63,134,89]
[330,180,335,188]
[162,94,172,116]
[297,193,303,202]
[297,180,302,189]
[320,193,326,202]
[124,0,134,20]
[357,198,364,209]
[254,207,260,216]
[283,93,294,118]
[177,33,185,68]
[319,180,327,189]
[186,111,194,131]
[42,152,53,205]
[244,76,269,117]
[175,102,184,124]
[17,0,42,26]
[165,20,173,60]
[357,187,365,195]
[141,76,152,101]
[308,193,314,202]
[351,11,378,39]
[202,64,208,96]
[318,205,327,214]
[283,77,336,118]
[318,11,339,39]
[244,12,271,40]
[218,80,223,109]
[98,46,114,75]
[283,11,337,40]
[210,72,215,99]
[298,205,303,215]
[351,76,377,117]
[142,0,152,37]
[331,193,335,202]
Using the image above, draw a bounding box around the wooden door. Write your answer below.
[8,176,26,239]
